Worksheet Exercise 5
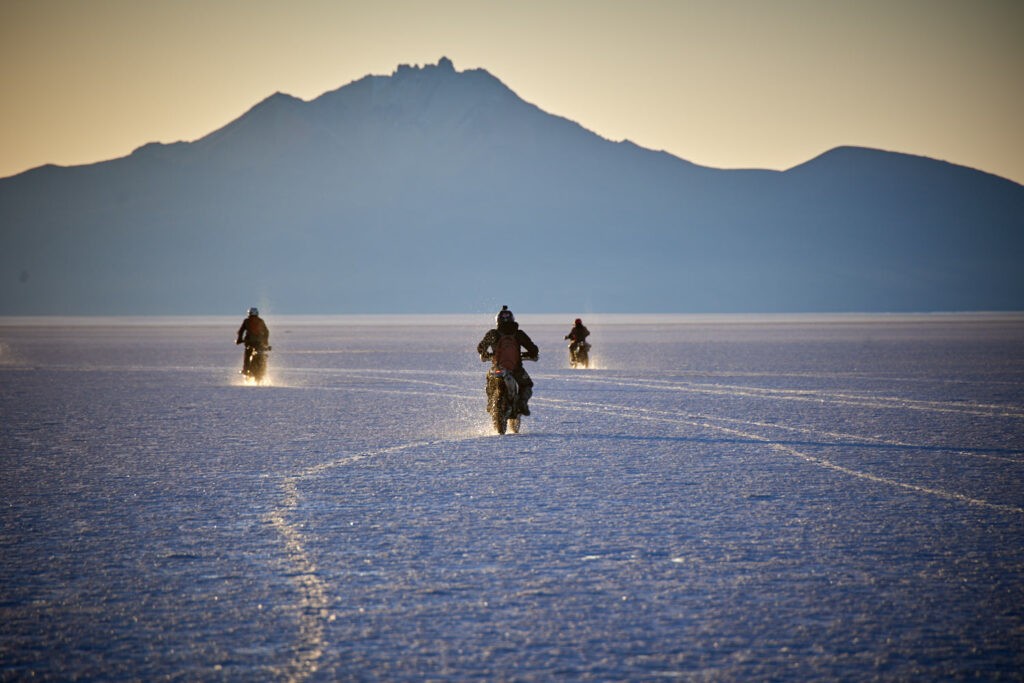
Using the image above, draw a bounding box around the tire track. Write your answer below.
[262,371,485,681]
[560,374,1024,419]
[535,394,1024,515]
[265,439,472,682]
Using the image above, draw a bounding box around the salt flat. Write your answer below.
[1,314,1022,681]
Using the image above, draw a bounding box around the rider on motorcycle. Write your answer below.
[236,307,270,375]
[477,305,539,415]
[564,318,590,358]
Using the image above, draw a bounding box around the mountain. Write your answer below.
[2,57,1023,315]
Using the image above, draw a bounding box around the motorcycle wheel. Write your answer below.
[491,393,507,434]
[251,354,266,384]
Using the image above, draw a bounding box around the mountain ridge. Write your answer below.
[1,58,1022,315]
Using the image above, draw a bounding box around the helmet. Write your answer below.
[248,307,259,316]
[496,305,514,324]
[575,318,582,326]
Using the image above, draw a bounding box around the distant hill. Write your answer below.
[2,56,1022,315]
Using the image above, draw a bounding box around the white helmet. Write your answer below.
[496,305,514,324]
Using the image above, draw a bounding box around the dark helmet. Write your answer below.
[248,307,259,317]
[496,305,514,324]
[575,318,582,326]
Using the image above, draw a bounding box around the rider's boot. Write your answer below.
[518,386,532,416]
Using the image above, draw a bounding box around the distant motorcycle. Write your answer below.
[243,345,271,384]
[569,341,591,369]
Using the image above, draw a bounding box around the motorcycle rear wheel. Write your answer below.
[491,394,508,434]
[251,356,266,384]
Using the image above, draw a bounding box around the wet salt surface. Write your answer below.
[1,314,1022,681]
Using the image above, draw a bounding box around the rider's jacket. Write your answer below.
[237,315,269,348]
[566,324,590,344]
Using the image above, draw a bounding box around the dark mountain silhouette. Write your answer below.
[2,57,1022,315]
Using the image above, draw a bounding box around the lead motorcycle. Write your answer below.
[483,357,535,435]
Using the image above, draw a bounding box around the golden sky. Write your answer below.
[2,0,1022,183]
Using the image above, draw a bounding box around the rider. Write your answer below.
[235,307,270,375]
[477,305,539,415]
[564,318,590,358]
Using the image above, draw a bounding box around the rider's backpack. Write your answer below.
[493,333,521,370]
[245,317,269,345]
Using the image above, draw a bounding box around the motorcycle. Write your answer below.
[243,344,271,384]
[483,356,535,435]
[569,341,591,369]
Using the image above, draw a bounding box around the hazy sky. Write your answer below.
[2,0,1022,184]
